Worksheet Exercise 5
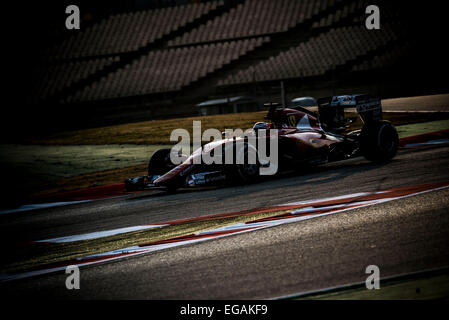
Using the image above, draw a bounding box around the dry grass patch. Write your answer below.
[24,112,267,145]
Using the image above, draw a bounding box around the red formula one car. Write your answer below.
[125,94,398,191]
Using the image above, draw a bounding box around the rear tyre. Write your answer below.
[360,120,399,163]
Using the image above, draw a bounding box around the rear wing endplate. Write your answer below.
[317,94,382,122]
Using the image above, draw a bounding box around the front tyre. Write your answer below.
[148,148,175,176]
[360,120,399,163]
[148,148,184,191]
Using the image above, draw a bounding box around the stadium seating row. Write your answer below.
[312,0,361,29]
[311,0,399,29]
[351,41,412,72]
[217,23,402,85]
[168,0,343,46]
[67,37,269,102]
[48,0,224,60]
[33,56,120,101]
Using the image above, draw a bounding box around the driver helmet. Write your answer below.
[253,122,270,131]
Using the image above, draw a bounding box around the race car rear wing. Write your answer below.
[317,94,382,123]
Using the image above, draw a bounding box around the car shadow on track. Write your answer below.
[214,158,398,201]
[125,156,397,202]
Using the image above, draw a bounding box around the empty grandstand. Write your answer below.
[12,0,448,131]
